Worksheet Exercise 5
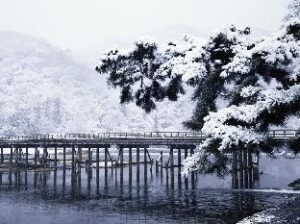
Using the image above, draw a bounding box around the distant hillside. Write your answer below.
[0,31,194,135]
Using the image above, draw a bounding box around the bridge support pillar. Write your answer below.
[136,147,140,183]
[232,150,238,189]
[96,147,100,194]
[253,152,260,181]
[243,149,249,189]
[129,147,132,187]
[190,148,194,156]
[54,147,57,170]
[87,147,91,171]
[18,147,22,162]
[144,147,147,183]
[160,151,163,167]
[178,148,181,167]
[0,147,3,163]
[238,150,244,189]
[34,147,38,167]
[10,146,13,167]
[170,146,174,189]
[43,147,48,168]
[248,150,253,189]
[15,147,18,166]
[25,147,28,168]
[120,146,124,186]
[63,147,66,170]
[71,146,75,172]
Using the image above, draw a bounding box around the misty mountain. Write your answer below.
[0,31,193,135]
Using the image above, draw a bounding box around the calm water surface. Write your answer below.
[0,156,299,224]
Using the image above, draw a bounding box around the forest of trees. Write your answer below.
[96,0,300,175]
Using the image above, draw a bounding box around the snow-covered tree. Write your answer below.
[286,0,300,21]
[183,2,300,175]
[97,1,300,175]
[96,27,250,126]
[96,39,195,112]
[183,26,251,130]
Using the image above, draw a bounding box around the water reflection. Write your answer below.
[0,161,292,224]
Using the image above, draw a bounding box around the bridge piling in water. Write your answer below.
[0,131,270,190]
[0,147,3,164]
[25,147,28,168]
[232,151,238,189]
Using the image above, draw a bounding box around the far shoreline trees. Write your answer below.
[96,0,300,175]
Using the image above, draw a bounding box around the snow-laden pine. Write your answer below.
[98,1,300,175]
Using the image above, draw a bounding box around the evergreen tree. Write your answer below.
[96,39,191,112]
[183,1,300,175]
[96,1,300,175]
[183,26,251,130]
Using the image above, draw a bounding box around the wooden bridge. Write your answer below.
[0,129,298,146]
[0,130,298,190]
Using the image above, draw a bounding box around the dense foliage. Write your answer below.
[96,1,300,175]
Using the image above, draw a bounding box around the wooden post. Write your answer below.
[238,150,244,189]
[190,148,194,156]
[104,148,108,170]
[178,148,182,187]
[120,146,123,166]
[18,147,22,161]
[71,146,75,172]
[63,147,66,170]
[96,147,100,194]
[104,147,108,188]
[25,147,28,168]
[129,147,132,165]
[34,147,38,167]
[0,147,3,163]
[43,147,48,168]
[137,147,140,164]
[129,147,132,187]
[144,147,147,183]
[160,151,163,179]
[78,147,82,194]
[254,152,260,181]
[243,149,249,189]
[1,147,4,163]
[10,146,13,167]
[248,150,253,188]
[232,151,238,189]
[15,147,18,165]
[88,147,91,170]
[170,147,174,169]
[62,167,66,196]
[184,148,189,189]
[54,147,57,170]
[184,148,188,159]
[53,166,57,194]
[120,146,123,187]
[178,148,181,167]
[137,147,140,183]
[170,146,174,189]
[78,147,82,164]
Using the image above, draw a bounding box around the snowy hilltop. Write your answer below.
[0,31,193,135]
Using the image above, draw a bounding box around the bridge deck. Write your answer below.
[0,130,298,148]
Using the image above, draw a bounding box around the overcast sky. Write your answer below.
[0,0,290,50]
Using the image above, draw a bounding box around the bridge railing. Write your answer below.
[0,132,205,141]
[0,130,299,141]
[267,129,300,138]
